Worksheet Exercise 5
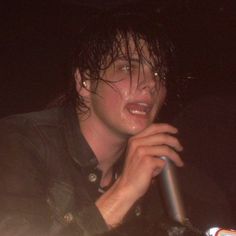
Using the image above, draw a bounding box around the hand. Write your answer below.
[96,123,183,228]
[118,123,184,200]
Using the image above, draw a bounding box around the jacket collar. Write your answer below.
[63,104,98,168]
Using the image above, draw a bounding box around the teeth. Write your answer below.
[129,110,147,115]
[137,103,148,107]
[126,102,151,115]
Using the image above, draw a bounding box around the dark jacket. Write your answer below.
[0,105,232,235]
[0,105,167,236]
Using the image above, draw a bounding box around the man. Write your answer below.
[0,7,230,236]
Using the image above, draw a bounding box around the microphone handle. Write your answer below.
[159,156,187,224]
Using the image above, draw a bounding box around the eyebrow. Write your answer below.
[116,57,154,70]
[116,56,143,64]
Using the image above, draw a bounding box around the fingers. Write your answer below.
[119,123,184,199]
[134,123,178,138]
[127,123,183,167]
[130,145,183,167]
[128,133,183,153]
[149,145,183,167]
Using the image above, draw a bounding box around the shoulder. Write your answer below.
[0,106,65,130]
[0,106,69,141]
[0,106,68,160]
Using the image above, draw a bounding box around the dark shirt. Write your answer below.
[0,104,232,235]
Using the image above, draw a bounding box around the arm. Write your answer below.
[96,123,183,229]
[0,118,108,236]
[0,119,51,235]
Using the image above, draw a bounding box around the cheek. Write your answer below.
[152,86,167,115]
[93,83,124,111]
[104,80,131,102]
[159,86,167,105]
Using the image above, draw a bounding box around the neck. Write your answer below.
[78,114,128,182]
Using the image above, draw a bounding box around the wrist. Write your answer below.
[95,178,138,228]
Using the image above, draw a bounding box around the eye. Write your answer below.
[121,64,132,73]
[120,62,140,74]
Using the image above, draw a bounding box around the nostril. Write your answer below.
[137,76,156,91]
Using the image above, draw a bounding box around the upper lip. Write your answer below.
[126,97,154,106]
[125,99,154,110]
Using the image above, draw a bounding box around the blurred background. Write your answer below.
[0,0,235,116]
[0,0,235,226]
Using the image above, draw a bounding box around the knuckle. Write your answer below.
[136,146,146,156]
[143,157,153,168]
[128,137,137,149]
[163,134,173,143]
[158,123,170,129]
[161,123,177,132]
[161,135,178,147]
[171,136,179,146]
[163,146,174,157]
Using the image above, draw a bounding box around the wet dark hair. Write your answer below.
[53,7,177,114]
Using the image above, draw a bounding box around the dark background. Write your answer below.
[1,0,236,226]
[0,0,235,116]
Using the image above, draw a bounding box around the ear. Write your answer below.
[74,69,91,97]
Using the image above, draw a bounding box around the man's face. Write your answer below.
[83,41,167,138]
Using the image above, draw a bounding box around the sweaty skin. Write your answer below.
[76,41,183,229]
[96,123,183,228]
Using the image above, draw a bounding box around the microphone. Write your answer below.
[159,158,236,236]
[159,156,187,224]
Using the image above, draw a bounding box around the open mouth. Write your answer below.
[126,102,152,116]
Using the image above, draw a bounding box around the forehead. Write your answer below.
[103,35,156,69]
[117,36,151,58]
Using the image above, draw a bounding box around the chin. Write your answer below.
[124,121,152,136]
[118,112,155,136]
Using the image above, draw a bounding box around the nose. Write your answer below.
[137,68,157,92]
